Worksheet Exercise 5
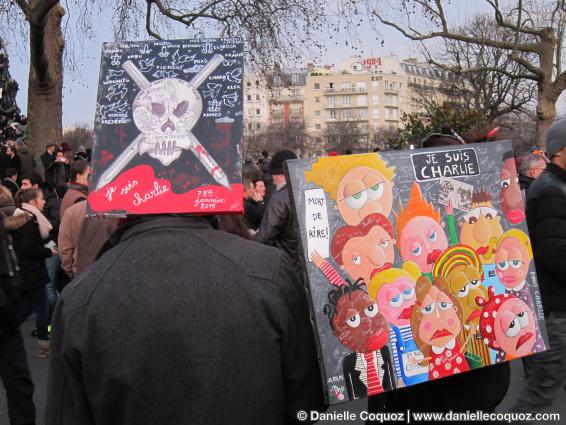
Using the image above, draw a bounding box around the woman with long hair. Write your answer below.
[12,188,57,359]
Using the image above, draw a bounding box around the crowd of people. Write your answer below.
[0,123,565,425]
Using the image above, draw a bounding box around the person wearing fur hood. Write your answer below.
[11,188,57,359]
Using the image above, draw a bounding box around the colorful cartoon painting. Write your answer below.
[286,140,548,405]
[88,38,244,216]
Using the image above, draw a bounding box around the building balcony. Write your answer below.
[324,104,368,109]
[323,87,368,94]
[326,115,369,122]
[383,87,400,94]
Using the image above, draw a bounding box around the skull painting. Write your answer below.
[132,78,201,165]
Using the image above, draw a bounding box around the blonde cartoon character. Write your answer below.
[304,154,395,225]
[495,229,546,355]
[368,261,428,386]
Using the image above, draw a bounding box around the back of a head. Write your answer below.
[519,153,547,176]
[15,187,41,207]
[70,159,90,182]
[5,168,17,179]
[546,119,566,159]
[268,149,297,175]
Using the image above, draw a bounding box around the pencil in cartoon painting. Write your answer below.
[288,141,548,404]
[96,54,230,190]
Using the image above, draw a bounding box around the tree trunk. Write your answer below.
[27,3,65,176]
[535,92,556,150]
[535,31,557,150]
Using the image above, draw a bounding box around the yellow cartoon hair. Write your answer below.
[304,153,395,201]
[496,229,533,260]
[367,261,421,300]
[394,182,441,251]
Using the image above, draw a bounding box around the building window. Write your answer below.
[315,110,321,117]
[292,74,299,84]
[314,83,320,90]
[315,97,320,103]
[342,81,352,90]
[327,82,335,89]
[356,81,367,91]
[372,108,380,118]
[247,95,252,101]
[247,81,251,87]
[315,124,321,129]
[256,109,260,115]
[256,94,260,101]
[255,80,259,86]
[357,95,367,106]
[342,95,351,105]
[327,96,336,106]
[329,109,336,119]
[256,123,261,129]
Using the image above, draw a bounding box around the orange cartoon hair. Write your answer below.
[394,182,441,252]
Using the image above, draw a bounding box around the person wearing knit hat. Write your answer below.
[255,149,302,274]
[509,119,566,414]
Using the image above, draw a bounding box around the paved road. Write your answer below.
[1,318,564,425]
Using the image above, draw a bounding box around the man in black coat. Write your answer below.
[46,215,325,425]
[0,212,36,425]
[255,150,302,274]
[511,120,566,414]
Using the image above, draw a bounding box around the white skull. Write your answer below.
[132,78,201,165]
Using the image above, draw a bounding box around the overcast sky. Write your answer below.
[7,1,564,127]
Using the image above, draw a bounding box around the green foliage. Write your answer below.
[397,105,485,148]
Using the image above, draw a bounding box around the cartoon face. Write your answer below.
[500,158,525,224]
[341,225,396,283]
[336,166,393,226]
[375,277,416,326]
[495,236,530,290]
[418,285,462,348]
[493,298,535,357]
[446,265,486,324]
[459,203,503,263]
[333,290,390,353]
[399,216,448,274]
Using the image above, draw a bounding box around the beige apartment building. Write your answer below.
[304,55,453,152]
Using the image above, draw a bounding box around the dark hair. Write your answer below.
[472,187,492,204]
[15,188,42,207]
[323,279,366,331]
[262,150,269,158]
[21,172,43,187]
[218,215,252,240]
[419,124,465,148]
[5,168,17,178]
[69,160,90,182]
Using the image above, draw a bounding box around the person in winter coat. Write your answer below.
[60,159,90,218]
[12,188,57,359]
[255,149,301,274]
[518,153,548,195]
[47,214,325,425]
[511,120,566,414]
[0,204,37,425]
[15,140,36,178]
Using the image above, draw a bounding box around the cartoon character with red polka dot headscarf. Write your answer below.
[476,287,536,360]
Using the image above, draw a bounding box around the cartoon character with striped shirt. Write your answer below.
[323,280,396,400]
[368,261,429,387]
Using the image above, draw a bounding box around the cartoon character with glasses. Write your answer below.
[410,276,471,380]
[477,287,537,360]
[368,261,429,386]
[305,154,395,226]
